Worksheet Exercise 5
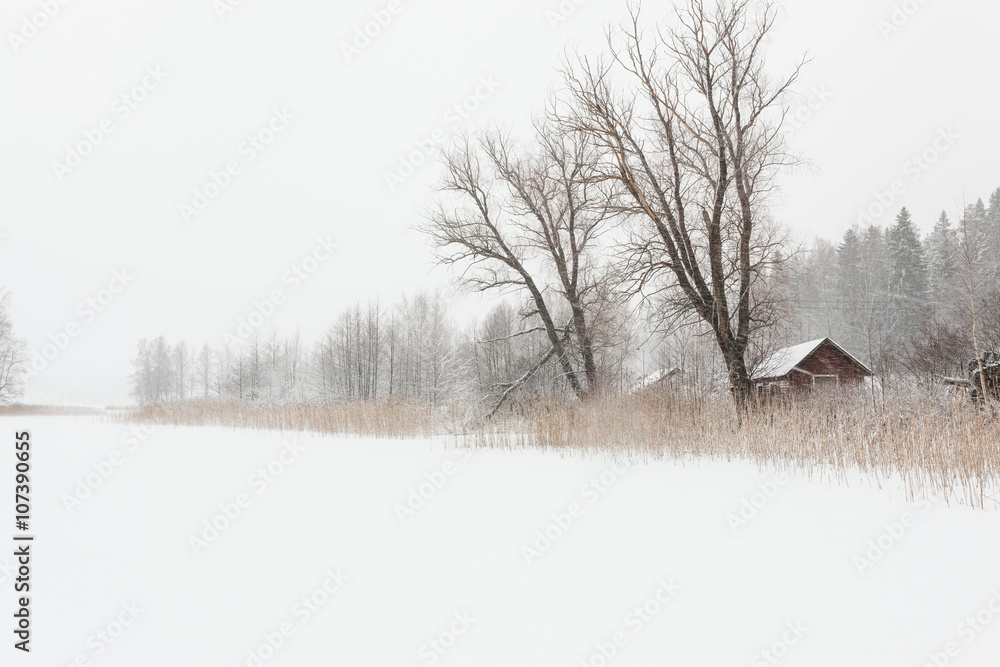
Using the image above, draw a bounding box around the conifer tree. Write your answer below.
[925,211,958,309]
[887,207,928,331]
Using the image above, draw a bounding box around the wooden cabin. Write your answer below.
[753,338,872,395]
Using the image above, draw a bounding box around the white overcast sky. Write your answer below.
[2,0,998,404]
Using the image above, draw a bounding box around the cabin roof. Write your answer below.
[630,367,680,392]
[753,338,872,380]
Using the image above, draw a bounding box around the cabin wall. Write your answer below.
[786,371,814,390]
[797,343,868,384]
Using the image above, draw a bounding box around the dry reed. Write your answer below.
[0,405,104,416]
[473,388,1000,507]
[114,389,1000,507]
[116,398,465,440]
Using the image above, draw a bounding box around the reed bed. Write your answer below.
[0,404,105,416]
[473,389,1000,507]
[116,389,1000,506]
[118,398,464,440]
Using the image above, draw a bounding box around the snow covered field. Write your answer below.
[7,415,1000,666]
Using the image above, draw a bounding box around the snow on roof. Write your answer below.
[630,367,680,393]
[753,338,872,381]
[753,338,827,380]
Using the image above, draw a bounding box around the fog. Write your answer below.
[1,0,997,404]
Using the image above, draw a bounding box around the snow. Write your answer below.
[754,338,874,381]
[8,415,1000,666]
[754,338,828,380]
[630,368,679,392]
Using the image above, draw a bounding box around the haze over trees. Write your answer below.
[125,1,1000,413]
[788,190,1000,384]
[0,288,26,405]
[127,185,1000,412]
[127,290,641,409]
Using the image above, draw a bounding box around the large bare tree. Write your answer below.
[555,0,801,407]
[424,123,613,410]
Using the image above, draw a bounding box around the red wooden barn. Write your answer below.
[753,338,872,394]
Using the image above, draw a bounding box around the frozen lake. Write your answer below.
[6,415,1000,666]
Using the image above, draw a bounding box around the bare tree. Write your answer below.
[957,203,997,412]
[197,342,216,398]
[282,332,303,400]
[151,336,172,402]
[173,342,190,401]
[128,338,150,404]
[226,344,248,400]
[425,122,613,409]
[0,289,26,405]
[899,319,968,387]
[130,336,172,404]
[393,292,458,405]
[555,0,801,407]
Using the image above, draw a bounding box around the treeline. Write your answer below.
[130,186,1000,407]
[789,188,1000,382]
[128,292,640,407]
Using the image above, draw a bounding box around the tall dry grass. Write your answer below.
[473,388,1000,507]
[117,398,466,440]
[116,389,1000,506]
[0,405,104,416]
